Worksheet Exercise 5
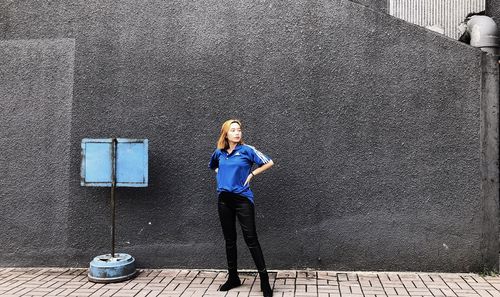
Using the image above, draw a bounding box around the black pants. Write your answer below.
[218,192,267,272]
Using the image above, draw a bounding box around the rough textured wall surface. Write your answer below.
[480,54,500,272]
[0,0,496,272]
[351,0,387,12]
[486,0,500,23]
[0,39,75,266]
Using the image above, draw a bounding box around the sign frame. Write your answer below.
[81,138,148,187]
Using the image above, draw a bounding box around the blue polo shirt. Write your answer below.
[209,144,272,203]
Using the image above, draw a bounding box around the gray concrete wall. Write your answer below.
[480,53,500,272]
[486,0,500,23]
[351,0,387,12]
[0,0,497,272]
[0,39,75,266]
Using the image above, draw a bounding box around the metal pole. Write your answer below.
[111,138,117,258]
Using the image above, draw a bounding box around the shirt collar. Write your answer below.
[225,143,242,154]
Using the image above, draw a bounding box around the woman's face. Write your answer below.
[226,122,242,144]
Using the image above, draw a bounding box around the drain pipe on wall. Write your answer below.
[459,15,499,55]
[474,16,500,266]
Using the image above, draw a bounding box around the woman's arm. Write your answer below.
[252,160,274,175]
[244,160,274,186]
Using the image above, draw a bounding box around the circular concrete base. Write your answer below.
[88,253,137,283]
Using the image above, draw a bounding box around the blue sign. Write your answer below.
[81,138,148,187]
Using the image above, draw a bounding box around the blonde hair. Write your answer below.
[217,119,244,150]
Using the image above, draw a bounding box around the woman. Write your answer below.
[209,119,274,297]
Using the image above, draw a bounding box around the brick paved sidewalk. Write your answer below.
[1,268,500,297]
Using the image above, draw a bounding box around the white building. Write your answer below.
[389,0,485,38]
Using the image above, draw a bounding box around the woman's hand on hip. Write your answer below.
[244,174,253,186]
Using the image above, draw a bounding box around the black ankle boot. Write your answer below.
[219,269,241,291]
[259,270,273,297]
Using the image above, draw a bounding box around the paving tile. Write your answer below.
[113,289,142,296]
[345,273,358,281]
[424,283,449,289]
[297,271,317,278]
[338,274,349,281]
[146,290,165,297]
[318,285,339,293]
[340,294,364,297]
[204,289,227,296]
[400,275,421,281]
[56,288,78,295]
[363,289,387,295]
[276,271,297,279]
[295,278,316,285]
[131,289,152,297]
[197,271,219,278]
[318,272,338,281]
[4,268,500,297]
[295,284,306,292]
[471,284,497,290]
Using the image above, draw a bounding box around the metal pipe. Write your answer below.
[465,15,499,54]
[111,138,117,258]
